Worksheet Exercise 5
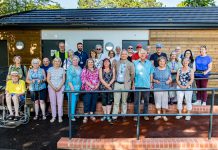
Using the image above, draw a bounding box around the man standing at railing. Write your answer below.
[112,49,135,122]
[133,49,154,121]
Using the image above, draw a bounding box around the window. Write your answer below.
[83,40,104,55]
[122,40,149,51]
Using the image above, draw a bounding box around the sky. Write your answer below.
[53,0,218,8]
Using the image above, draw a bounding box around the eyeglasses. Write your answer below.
[110,53,114,54]
[128,47,133,49]
[96,49,101,50]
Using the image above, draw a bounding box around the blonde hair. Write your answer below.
[31,58,41,66]
[52,57,62,67]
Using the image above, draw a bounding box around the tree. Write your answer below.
[78,0,163,8]
[177,0,216,7]
[0,0,62,16]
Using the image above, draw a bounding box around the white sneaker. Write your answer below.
[202,102,206,106]
[50,117,56,123]
[154,116,161,120]
[163,116,168,121]
[58,117,63,123]
[141,100,144,104]
[176,116,183,119]
[192,100,201,106]
[144,117,149,121]
[71,118,76,121]
[185,116,191,121]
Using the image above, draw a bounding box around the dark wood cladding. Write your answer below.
[0,30,41,66]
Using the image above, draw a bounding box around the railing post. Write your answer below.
[69,92,72,139]
[136,90,140,140]
[208,89,215,140]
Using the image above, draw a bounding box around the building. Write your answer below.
[1,7,218,87]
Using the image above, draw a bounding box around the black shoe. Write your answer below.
[122,117,127,122]
[14,116,20,121]
[112,118,118,122]
[7,115,14,120]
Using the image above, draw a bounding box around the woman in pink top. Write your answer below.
[81,58,100,123]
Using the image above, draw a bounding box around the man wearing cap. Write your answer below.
[150,43,168,67]
[132,43,143,61]
[74,42,89,69]
[5,71,26,121]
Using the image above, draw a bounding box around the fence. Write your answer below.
[65,87,218,140]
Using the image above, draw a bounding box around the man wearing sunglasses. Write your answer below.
[95,44,107,69]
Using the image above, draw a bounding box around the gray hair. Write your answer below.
[121,49,128,54]
[31,58,41,66]
[115,46,121,50]
[52,57,62,67]
[95,44,102,49]
[72,55,80,62]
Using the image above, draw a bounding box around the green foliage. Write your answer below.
[177,0,216,7]
[0,0,62,16]
[78,0,163,8]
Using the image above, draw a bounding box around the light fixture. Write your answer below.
[105,42,114,51]
[16,41,24,50]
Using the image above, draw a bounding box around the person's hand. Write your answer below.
[150,84,153,89]
[37,79,41,84]
[132,85,135,90]
[154,80,160,84]
[166,80,171,84]
[203,71,208,75]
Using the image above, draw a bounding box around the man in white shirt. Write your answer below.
[114,46,121,62]
[95,44,107,69]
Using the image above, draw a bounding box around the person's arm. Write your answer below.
[17,81,26,96]
[185,69,194,88]
[57,69,66,91]
[109,67,116,87]
[26,70,33,84]
[47,71,56,90]
[130,63,135,90]
[149,54,154,66]
[99,68,110,89]
[176,69,184,88]
[67,68,74,91]
[81,69,93,88]
[204,62,212,75]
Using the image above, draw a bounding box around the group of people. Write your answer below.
[5,41,212,123]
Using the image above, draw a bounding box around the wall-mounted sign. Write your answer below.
[50,49,57,56]
[105,42,114,51]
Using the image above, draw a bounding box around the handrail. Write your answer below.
[65,87,216,140]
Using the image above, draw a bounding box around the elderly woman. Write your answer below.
[153,56,172,121]
[47,57,65,123]
[5,71,26,121]
[167,51,182,104]
[63,49,74,70]
[81,58,100,123]
[26,58,47,120]
[193,45,212,106]
[176,58,194,120]
[89,49,98,68]
[7,56,27,81]
[65,55,82,121]
[99,58,115,122]
[108,50,116,67]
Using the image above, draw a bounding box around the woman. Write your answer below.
[26,58,47,120]
[184,49,197,102]
[167,51,182,104]
[7,56,27,81]
[193,45,212,106]
[81,58,100,123]
[99,58,115,122]
[65,55,82,121]
[89,49,98,68]
[47,57,65,123]
[176,58,194,120]
[108,50,116,67]
[63,49,74,70]
[5,71,26,121]
[153,56,172,121]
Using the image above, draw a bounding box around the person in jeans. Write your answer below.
[65,55,82,121]
[193,45,212,106]
[176,58,194,120]
[5,71,26,121]
[99,58,115,123]
[26,58,47,120]
[112,49,135,121]
[150,43,168,67]
[47,57,65,123]
[81,58,100,123]
[133,49,154,121]
[153,56,172,121]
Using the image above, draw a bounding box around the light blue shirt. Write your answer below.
[28,68,46,91]
[134,59,154,88]
[117,63,126,82]
[65,65,82,91]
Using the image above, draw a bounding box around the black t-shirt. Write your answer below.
[150,52,168,67]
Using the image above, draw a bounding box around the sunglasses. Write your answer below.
[128,47,133,49]
[96,49,101,50]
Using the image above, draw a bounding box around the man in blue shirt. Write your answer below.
[74,42,88,68]
[133,49,154,121]
[150,43,168,67]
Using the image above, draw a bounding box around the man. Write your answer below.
[112,49,135,121]
[146,45,152,60]
[95,44,107,69]
[74,42,89,69]
[114,46,121,61]
[133,49,154,121]
[127,45,134,62]
[150,43,168,67]
[132,43,143,61]
[175,46,184,62]
[53,42,68,67]
[41,57,52,116]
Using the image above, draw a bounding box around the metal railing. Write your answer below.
[65,87,218,140]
